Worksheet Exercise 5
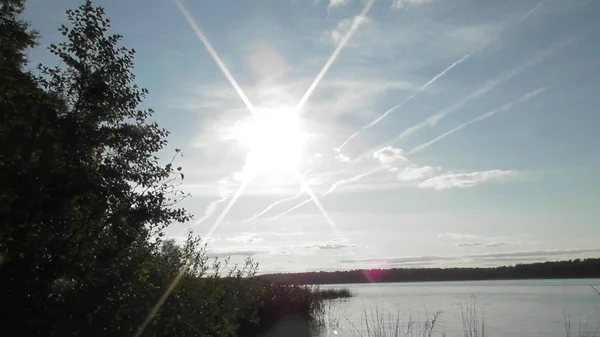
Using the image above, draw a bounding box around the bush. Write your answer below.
[238,282,326,337]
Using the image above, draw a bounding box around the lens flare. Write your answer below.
[295,0,376,113]
[174,0,257,115]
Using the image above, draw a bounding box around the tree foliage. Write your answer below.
[0,2,332,336]
[0,1,264,336]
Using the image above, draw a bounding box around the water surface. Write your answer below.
[319,279,600,337]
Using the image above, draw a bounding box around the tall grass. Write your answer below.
[346,306,442,337]
[564,286,600,337]
[460,303,485,337]
[316,287,354,300]
[320,290,600,337]
[238,283,353,337]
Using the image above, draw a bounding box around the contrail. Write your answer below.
[205,178,252,239]
[345,0,558,161]
[475,0,552,53]
[321,166,382,197]
[246,169,339,221]
[243,190,303,223]
[408,87,548,155]
[193,196,228,227]
[296,171,342,238]
[295,0,376,113]
[270,167,382,220]
[519,0,549,22]
[336,54,470,152]
[174,0,257,115]
[363,39,570,157]
[269,198,312,221]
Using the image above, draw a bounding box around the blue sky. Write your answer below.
[24,0,600,273]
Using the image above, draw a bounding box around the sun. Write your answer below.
[232,107,307,178]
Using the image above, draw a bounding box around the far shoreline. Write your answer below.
[312,276,600,287]
[259,258,600,285]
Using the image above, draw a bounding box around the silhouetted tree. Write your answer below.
[0,1,191,335]
[0,2,327,337]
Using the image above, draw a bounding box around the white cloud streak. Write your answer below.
[269,167,382,220]
[519,0,549,22]
[419,170,515,190]
[396,165,439,181]
[373,146,408,165]
[244,191,304,223]
[408,87,548,155]
[328,0,351,11]
[269,198,312,220]
[205,179,252,238]
[296,171,342,237]
[337,54,469,152]
[392,0,439,9]
[340,248,600,265]
[192,196,228,227]
[335,153,351,162]
[321,166,383,197]
[369,39,570,153]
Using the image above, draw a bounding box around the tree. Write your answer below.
[0,2,297,336]
[0,1,192,335]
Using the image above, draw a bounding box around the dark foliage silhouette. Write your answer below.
[0,1,332,336]
[261,258,600,285]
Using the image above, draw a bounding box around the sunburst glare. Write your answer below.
[233,107,308,179]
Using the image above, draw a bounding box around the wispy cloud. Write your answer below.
[327,145,516,194]
[469,248,600,259]
[325,15,371,45]
[396,165,440,181]
[335,153,351,162]
[340,248,600,265]
[373,146,408,165]
[341,255,454,264]
[208,250,267,258]
[440,233,483,240]
[328,0,351,11]
[226,233,264,244]
[442,233,513,248]
[192,196,228,227]
[419,170,516,190]
[392,0,439,9]
[457,242,508,248]
[303,239,359,250]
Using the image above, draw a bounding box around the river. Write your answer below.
[317,279,600,337]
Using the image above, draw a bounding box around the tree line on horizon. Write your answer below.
[260,258,600,285]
